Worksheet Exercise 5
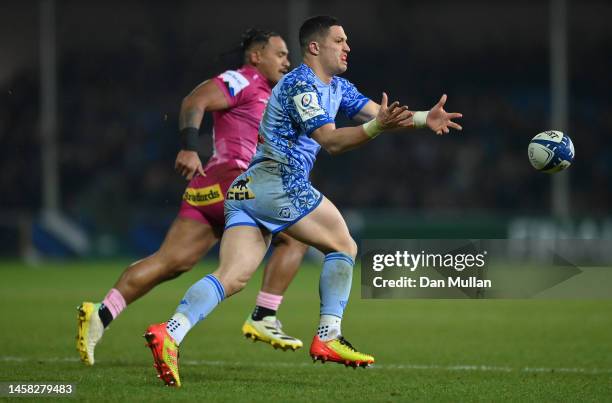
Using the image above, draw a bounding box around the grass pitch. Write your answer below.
[1,260,611,402]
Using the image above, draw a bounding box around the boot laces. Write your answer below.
[337,336,356,351]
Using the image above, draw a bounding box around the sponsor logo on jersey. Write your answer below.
[227,177,255,200]
[183,184,224,206]
[293,91,325,122]
[219,70,250,97]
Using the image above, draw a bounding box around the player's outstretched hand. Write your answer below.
[175,150,205,180]
[376,92,413,130]
[426,94,463,135]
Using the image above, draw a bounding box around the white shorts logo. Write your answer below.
[293,92,325,122]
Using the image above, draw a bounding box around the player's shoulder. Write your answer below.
[216,68,251,97]
[333,75,357,92]
[278,64,317,95]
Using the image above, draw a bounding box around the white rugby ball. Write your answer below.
[528,130,574,173]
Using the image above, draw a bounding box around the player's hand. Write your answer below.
[175,150,205,180]
[376,92,414,130]
[426,94,463,135]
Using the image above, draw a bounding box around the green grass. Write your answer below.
[1,260,611,402]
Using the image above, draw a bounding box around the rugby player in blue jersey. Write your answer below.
[144,16,462,387]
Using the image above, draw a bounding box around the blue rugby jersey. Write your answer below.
[253,63,369,175]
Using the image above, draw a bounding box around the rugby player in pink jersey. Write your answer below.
[76,29,307,366]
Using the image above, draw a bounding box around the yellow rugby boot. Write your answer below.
[76,302,104,366]
[309,335,374,368]
[242,316,303,351]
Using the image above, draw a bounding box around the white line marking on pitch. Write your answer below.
[2,356,611,375]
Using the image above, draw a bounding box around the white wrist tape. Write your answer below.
[413,111,429,129]
[362,118,383,138]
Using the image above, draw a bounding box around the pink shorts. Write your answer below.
[178,166,244,229]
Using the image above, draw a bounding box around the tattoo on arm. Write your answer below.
[179,105,204,130]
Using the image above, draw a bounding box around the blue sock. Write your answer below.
[166,274,225,344]
[319,252,354,318]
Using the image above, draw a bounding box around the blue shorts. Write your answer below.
[224,159,322,234]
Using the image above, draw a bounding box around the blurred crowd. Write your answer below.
[1,22,611,239]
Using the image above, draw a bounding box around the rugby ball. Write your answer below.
[528,130,574,173]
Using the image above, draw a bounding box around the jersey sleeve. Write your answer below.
[338,78,370,119]
[212,70,251,107]
[285,81,334,136]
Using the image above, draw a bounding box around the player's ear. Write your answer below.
[308,41,320,56]
[247,49,261,65]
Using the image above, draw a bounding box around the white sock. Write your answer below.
[317,314,341,341]
[166,313,192,345]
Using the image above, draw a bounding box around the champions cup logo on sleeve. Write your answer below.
[183,184,224,206]
[301,93,313,107]
[227,177,255,200]
[293,92,325,122]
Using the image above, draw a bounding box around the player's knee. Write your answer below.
[165,253,199,277]
[335,237,357,260]
[347,238,358,260]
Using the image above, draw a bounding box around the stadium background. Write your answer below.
[1,0,611,259]
[1,1,611,401]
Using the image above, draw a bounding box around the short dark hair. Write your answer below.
[240,28,279,55]
[299,16,341,54]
